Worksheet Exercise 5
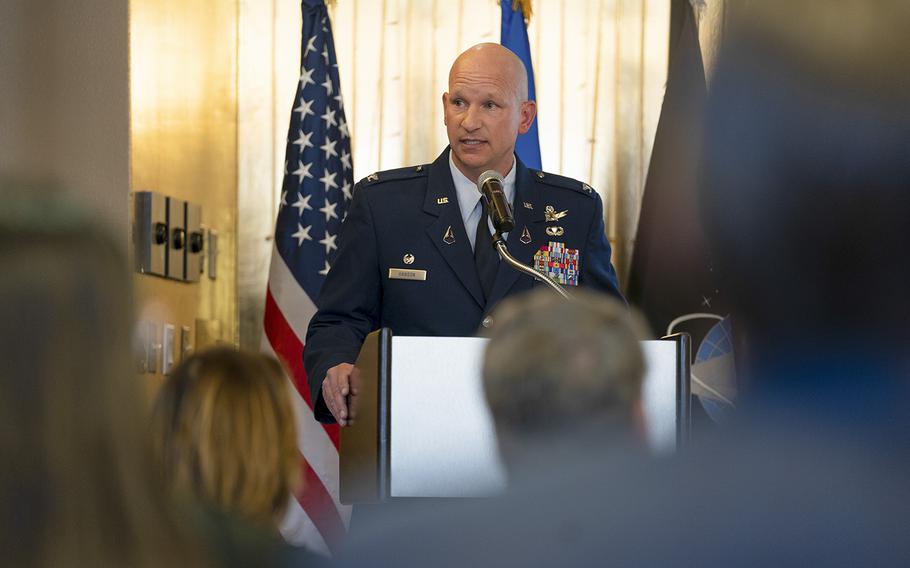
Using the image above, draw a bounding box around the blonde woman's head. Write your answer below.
[151,348,301,531]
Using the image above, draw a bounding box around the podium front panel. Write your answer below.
[389,336,507,498]
[641,340,680,454]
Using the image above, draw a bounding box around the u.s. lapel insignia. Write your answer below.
[403,253,415,265]
[437,197,449,204]
[546,226,565,237]
[523,202,533,210]
[544,205,568,222]
[519,226,532,244]
[443,225,456,245]
[533,241,580,286]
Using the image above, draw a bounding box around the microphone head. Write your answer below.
[476,169,504,190]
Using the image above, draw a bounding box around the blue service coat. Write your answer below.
[304,148,623,422]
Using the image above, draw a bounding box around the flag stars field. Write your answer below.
[293,129,314,149]
[294,96,315,117]
[300,65,315,87]
[319,232,337,254]
[293,160,314,184]
[321,107,337,128]
[319,171,338,192]
[321,138,338,159]
[292,223,312,246]
[292,194,312,215]
[319,199,338,222]
[321,77,334,95]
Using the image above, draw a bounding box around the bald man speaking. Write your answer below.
[305,44,624,425]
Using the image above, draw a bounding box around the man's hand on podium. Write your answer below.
[323,362,355,426]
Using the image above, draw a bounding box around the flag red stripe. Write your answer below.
[264,288,340,449]
[296,455,346,554]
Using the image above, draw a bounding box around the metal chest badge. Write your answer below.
[544,205,568,222]
[533,241,580,286]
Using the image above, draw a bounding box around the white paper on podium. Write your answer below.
[390,337,507,498]
[389,337,679,498]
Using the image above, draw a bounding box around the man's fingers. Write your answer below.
[324,363,355,426]
[322,363,354,426]
[323,381,347,425]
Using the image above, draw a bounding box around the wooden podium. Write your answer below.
[339,329,690,504]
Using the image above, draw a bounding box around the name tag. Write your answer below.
[388,268,427,281]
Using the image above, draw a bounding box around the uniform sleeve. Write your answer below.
[580,191,626,302]
[304,181,382,423]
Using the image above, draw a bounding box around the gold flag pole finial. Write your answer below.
[511,0,533,24]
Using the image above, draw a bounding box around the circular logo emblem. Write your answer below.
[403,253,415,265]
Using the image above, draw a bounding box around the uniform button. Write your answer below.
[482,315,493,328]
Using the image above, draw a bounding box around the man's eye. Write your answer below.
[452,99,465,107]
[484,101,498,109]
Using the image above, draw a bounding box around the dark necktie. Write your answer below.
[474,199,498,300]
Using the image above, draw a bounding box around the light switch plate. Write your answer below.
[163,324,176,374]
[181,325,192,359]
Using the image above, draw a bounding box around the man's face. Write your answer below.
[443,62,535,182]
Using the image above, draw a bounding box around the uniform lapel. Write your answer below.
[424,149,485,308]
[486,159,547,308]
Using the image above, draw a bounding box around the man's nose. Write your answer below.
[461,105,481,131]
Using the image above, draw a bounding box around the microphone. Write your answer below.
[477,170,515,233]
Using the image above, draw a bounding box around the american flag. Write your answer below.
[262,0,353,556]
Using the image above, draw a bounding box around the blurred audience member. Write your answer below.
[0,182,201,566]
[151,347,320,566]
[482,288,648,469]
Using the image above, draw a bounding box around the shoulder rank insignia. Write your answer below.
[544,205,568,222]
[533,241,579,286]
[366,173,379,182]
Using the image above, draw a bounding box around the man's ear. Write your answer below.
[517,100,537,134]
[442,92,449,126]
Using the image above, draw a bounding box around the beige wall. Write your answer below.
[0,0,130,237]
[3,0,247,390]
[130,0,240,387]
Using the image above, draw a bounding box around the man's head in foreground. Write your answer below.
[483,289,648,468]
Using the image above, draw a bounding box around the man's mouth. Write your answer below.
[461,139,485,146]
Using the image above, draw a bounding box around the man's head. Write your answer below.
[443,43,537,182]
[482,289,648,466]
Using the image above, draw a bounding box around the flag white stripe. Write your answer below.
[261,338,349,519]
[279,494,331,556]
[267,246,318,339]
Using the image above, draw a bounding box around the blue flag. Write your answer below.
[501,0,542,170]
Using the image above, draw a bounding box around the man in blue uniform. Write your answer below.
[305,43,624,425]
